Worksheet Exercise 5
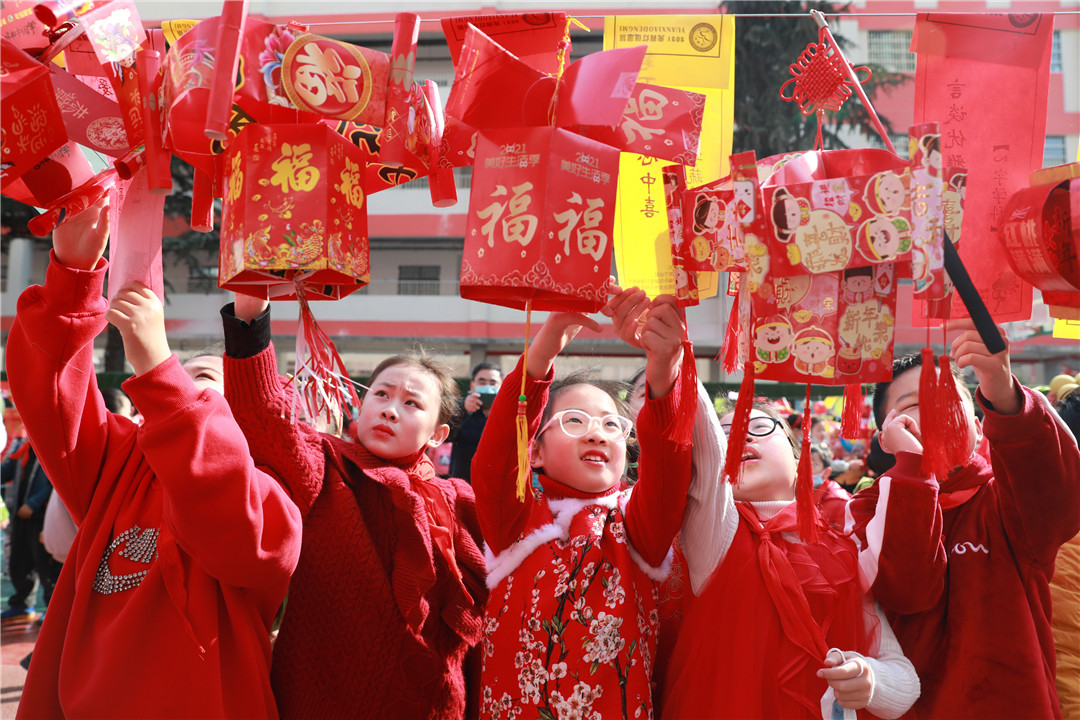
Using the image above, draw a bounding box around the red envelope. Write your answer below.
[442,12,568,76]
[0,40,67,188]
[568,82,705,164]
[49,65,130,157]
[460,127,619,312]
[219,123,370,301]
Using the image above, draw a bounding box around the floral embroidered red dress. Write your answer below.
[471,355,695,720]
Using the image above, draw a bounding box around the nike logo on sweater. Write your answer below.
[93,525,160,595]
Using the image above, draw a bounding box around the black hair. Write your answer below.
[184,342,225,363]
[872,352,968,427]
[471,362,500,380]
[100,387,132,416]
[809,441,833,467]
[1055,391,1080,439]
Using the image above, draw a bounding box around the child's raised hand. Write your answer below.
[233,292,270,323]
[601,280,650,349]
[527,311,601,380]
[53,198,109,271]
[106,282,171,377]
[878,408,923,456]
[640,295,686,399]
[947,318,1019,415]
[818,649,873,710]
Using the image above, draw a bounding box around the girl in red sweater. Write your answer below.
[661,400,920,719]
[471,293,695,720]
[222,295,487,720]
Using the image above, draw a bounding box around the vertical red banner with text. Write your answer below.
[912,13,1053,323]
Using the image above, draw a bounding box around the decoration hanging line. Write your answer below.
[302,10,1080,28]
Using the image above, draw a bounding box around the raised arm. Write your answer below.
[221,296,330,518]
[6,201,118,523]
[622,296,696,568]
[471,312,599,554]
[951,318,1080,562]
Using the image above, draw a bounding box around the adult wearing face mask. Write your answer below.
[448,363,502,482]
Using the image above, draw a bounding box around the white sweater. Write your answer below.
[681,382,920,720]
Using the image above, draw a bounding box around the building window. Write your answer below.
[868,30,915,73]
[398,265,441,295]
[1050,30,1062,73]
[188,265,219,293]
[867,131,909,158]
[1043,136,1067,168]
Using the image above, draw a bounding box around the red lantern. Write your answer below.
[219,123,369,301]
[461,127,619,312]
[0,40,68,189]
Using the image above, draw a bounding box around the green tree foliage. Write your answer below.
[725,0,910,157]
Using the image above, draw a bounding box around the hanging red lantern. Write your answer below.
[218,122,369,301]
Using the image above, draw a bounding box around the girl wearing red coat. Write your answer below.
[471,293,694,720]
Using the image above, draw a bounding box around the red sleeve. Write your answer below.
[623,344,697,568]
[470,355,551,554]
[6,254,116,524]
[223,343,330,519]
[981,383,1080,565]
[125,356,302,589]
[849,453,948,614]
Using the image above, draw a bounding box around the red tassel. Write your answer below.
[841,383,862,440]
[937,354,969,473]
[720,299,741,375]
[917,347,945,479]
[722,362,756,486]
[796,385,820,544]
[668,342,700,446]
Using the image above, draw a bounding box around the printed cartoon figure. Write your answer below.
[918,134,941,173]
[753,315,794,363]
[856,216,912,263]
[674,265,698,303]
[770,188,811,242]
[836,345,862,375]
[911,247,932,292]
[693,193,724,236]
[862,171,909,216]
[733,179,755,223]
[792,326,835,378]
[943,171,966,245]
[842,266,875,304]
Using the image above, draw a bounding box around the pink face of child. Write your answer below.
[721,409,797,502]
[705,201,721,229]
[756,324,792,351]
[877,173,905,214]
[184,356,224,396]
[795,339,832,365]
[356,364,448,461]
[846,276,872,294]
[781,198,800,230]
[869,219,901,259]
[532,384,627,494]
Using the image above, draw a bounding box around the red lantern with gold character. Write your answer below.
[219,123,369,300]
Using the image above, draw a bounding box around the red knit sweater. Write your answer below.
[224,342,487,720]
[849,385,1080,719]
[8,257,301,718]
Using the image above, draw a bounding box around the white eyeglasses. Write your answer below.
[537,409,633,441]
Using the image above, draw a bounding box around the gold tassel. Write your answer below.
[515,304,533,501]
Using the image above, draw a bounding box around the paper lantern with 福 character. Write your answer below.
[218,123,369,301]
[460,127,620,311]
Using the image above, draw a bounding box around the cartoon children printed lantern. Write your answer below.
[219,122,370,301]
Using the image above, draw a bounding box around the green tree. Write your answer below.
[725,0,909,157]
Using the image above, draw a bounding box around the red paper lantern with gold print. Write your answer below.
[460,127,619,312]
[219,123,369,300]
[0,40,68,189]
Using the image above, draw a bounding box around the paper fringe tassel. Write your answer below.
[722,362,756,486]
[937,354,970,472]
[841,383,863,440]
[918,347,946,479]
[796,384,820,544]
[291,285,363,429]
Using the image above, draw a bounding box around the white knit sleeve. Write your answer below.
[681,381,738,595]
[863,601,920,719]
